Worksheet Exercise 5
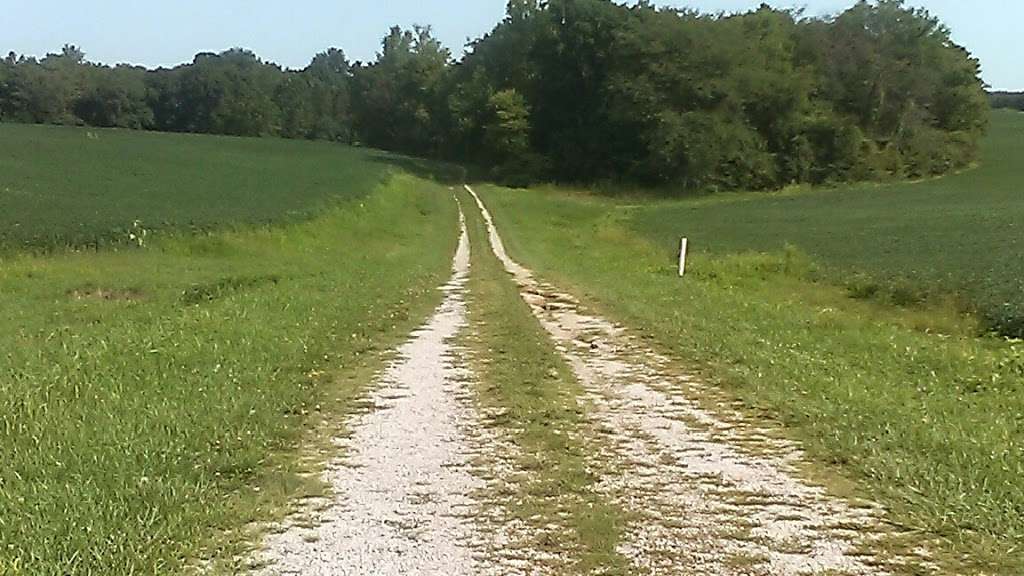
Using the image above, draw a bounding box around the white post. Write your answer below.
[679,238,689,277]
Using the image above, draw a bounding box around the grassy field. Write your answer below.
[0,123,404,250]
[3,112,1020,574]
[477,118,1024,573]
[594,109,1024,337]
[0,138,457,575]
[459,191,627,574]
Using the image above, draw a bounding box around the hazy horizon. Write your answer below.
[5,0,1021,91]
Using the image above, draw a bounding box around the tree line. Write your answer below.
[989,91,1024,112]
[0,0,988,191]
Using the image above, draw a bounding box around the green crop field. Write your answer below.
[476,112,1024,573]
[625,109,1024,337]
[0,123,403,250]
[0,125,458,575]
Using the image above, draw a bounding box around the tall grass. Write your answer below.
[0,174,457,575]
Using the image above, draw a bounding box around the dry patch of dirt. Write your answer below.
[67,286,144,301]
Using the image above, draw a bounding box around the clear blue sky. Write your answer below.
[3,1,1020,90]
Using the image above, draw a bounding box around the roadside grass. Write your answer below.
[458,190,629,575]
[564,109,1024,338]
[0,123,408,251]
[476,184,1024,575]
[0,174,457,575]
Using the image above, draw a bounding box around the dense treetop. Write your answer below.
[0,0,988,191]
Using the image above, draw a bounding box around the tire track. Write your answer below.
[254,201,505,576]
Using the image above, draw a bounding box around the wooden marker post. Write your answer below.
[679,238,689,277]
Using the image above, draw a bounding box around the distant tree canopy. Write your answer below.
[989,91,1024,112]
[0,0,989,191]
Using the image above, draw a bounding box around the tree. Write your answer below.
[482,89,537,183]
[74,66,153,128]
[174,49,281,136]
[0,1,988,192]
[351,26,450,154]
[506,0,539,23]
[4,59,73,124]
[819,0,987,176]
[145,68,184,131]
[0,54,13,120]
[274,72,318,139]
[303,49,353,141]
[528,0,626,180]
[307,48,350,82]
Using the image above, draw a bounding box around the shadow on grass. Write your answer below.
[366,151,481,186]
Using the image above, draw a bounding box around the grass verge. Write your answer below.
[476,184,1023,575]
[458,190,628,575]
[555,110,1024,337]
[0,174,457,575]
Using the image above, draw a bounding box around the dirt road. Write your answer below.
[252,187,930,575]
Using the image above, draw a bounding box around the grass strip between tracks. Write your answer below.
[459,188,629,575]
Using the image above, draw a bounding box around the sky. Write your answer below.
[2,1,1020,90]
